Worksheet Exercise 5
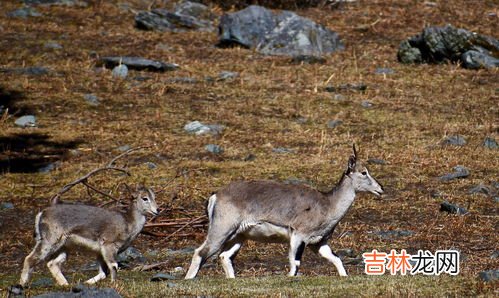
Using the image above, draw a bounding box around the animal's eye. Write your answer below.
[142,197,149,201]
[361,171,367,176]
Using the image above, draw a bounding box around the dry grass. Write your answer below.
[0,0,497,296]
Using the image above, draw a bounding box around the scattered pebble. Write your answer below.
[478,270,499,282]
[44,42,63,49]
[101,56,179,72]
[442,135,466,146]
[374,67,395,75]
[327,119,343,128]
[439,165,470,181]
[468,184,491,195]
[15,115,36,127]
[0,66,50,76]
[184,121,223,135]
[0,202,14,210]
[7,7,42,18]
[218,71,239,81]
[83,93,99,105]
[336,248,356,258]
[31,277,53,287]
[272,147,294,154]
[205,144,223,154]
[145,162,157,169]
[332,94,346,101]
[117,145,131,152]
[361,100,373,108]
[490,251,499,259]
[38,162,59,173]
[483,137,498,149]
[440,201,468,215]
[112,64,128,79]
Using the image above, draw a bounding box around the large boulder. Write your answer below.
[398,25,499,69]
[218,5,343,56]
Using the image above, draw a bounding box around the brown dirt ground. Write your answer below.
[0,0,497,283]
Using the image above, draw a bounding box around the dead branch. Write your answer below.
[133,261,170,272]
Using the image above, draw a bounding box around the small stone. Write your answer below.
[145,162,157,169]
[166,77,198,84]
[167,282,176,288]
[442,135,466,146]
[7,7,42,18]
[218,71,239,81]
[150,273,176,282]
[1,202,14,210]
[483,137,498,149]
[374,67,395,75]
[117,145,131,152]
[184,121,223,135]
[244,154,256,161]
[118,247,146,264]
[205,144,223,154]
[83,94,99,105]
[336,248,356,258]
[327,119,343,128]
[361,100,373,108]
[44,42,62,49]
[325,83,367,93]
[430,190,443,198]
[7,285,23,297]
[478,270,499,282]
[15,115,36,127]
[112,64,128,79]
[367,158,386,165]
[272,147,294,154]
[0,66,50,76]
[468,184,491,195]
[332,94,346,101]
[440,201,468,215]
[490,251,499,259]
[38,162,59,173]
[439,165,470,181]
[100,57,179,72]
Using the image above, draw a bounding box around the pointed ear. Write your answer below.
[347,154,356,173]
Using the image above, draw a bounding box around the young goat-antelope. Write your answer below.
[20,187,158,286]
[185,145,383,279]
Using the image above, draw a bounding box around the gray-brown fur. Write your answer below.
[185,146,384,279]
[20,187,158,286]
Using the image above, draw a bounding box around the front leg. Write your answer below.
[311,243,347,276]
[288,233,306,276]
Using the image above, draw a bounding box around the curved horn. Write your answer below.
[352,143,357,159]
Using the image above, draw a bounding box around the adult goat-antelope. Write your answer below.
[185,145,383,279]
[20,186,158,286]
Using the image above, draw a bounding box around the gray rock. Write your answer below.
[184,121,223,135]
[374,67,395,75]
[100,57,179,72]
[1,202,14,210]
[111,64,128,79]
[38,162,59,173]
[336,248,356,258]
[462,50,499,69]
[167,282,176,288]
[491,251,499,259]
[483,137,498,149]
[7,285,23,297]
[439,165,470,181]
[7,7,42,18]
[145,162,157,169]
[34,285,122,298]
[117,145,131,152]
[83,94,99,105]
[375,230,414,239]
[244,153,256,161]
[361,100,373,108]
[367,158,386,165]
[442,135,466,146]
[218,71,239,81]
[15,115,36,127]
[174,1,214,20]
[325,83,367,92]
[332,94,346,101]
[327,119,343,128]
[0,66,50,76]
[24,0,80,5]
[468,184,491,195]
[218,5,343,57]
[135,7,214,32]
[478,270,499,282]
[205,144,223,154]
[118,247,146,264]
[44,42,63,49]
[440,201,468,215]
[166,77,198,84]
[166,247,196,255]
[272,147,294,154]
[150,273,176,282]
[397,25,499,69]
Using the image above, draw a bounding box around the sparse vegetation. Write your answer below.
[0,0,497,297]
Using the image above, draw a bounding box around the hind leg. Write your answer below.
[310,243,347,276]
[288,233,306,276]
[219,238,243,278]
[47,252,68,286]
[85,256,109,284]
[101,245,119,282]
[20,240,60,286]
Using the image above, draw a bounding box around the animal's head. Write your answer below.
[345,145,384,196]
[134,186,159,216]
